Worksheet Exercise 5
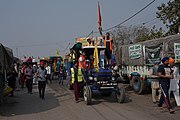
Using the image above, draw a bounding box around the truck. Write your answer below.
[115,34,180,94]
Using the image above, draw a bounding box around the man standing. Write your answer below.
[157,57,175,113]
[71,62,83,103]
[169,58,180,106]
[149,61,161,104]
[100,32,113,65]
[46,63,51,83]
[78,51,88,82]
[37,62,47,100]
[25,64,34,94]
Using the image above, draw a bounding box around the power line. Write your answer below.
[135,17,158,26]
[93,0,156,34]
[103,0,156,31]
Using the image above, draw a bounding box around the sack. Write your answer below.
[3,86,13,96]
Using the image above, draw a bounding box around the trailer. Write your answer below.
[115,34,180,94]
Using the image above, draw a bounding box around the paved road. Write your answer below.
[0,79,179,120]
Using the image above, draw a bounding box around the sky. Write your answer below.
[0,0,169,59]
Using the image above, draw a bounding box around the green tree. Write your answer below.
[156,0,180,35]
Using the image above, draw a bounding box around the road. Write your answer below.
[0,79,179,120]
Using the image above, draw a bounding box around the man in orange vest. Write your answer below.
[101,32,113,65]
[78,51,88,83]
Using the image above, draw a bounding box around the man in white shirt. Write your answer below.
[46,63,51,83]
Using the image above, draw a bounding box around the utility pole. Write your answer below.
[16,47,18,57]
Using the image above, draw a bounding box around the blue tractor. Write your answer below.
[81,45,126,105]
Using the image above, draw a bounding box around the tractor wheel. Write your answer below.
[115,86,125,103]
[83,86,92,105]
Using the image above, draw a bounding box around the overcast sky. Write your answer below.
[0,0,169,59]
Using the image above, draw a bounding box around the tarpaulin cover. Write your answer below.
[0,43,13,71]
[116,34,180,66]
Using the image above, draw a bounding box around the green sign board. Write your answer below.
[129,44,142,59]
[174,43,180,62]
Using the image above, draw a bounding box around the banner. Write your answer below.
[76,38,89,47]
[174,43,180,62]
[129,44,142,59]
[145,43,163,65]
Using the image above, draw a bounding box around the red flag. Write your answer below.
[98,1,102,31]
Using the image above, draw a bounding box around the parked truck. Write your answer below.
[115,34,180,94]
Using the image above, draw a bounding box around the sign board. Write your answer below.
[76,37,104,47]
[129,44,142,59]
[174,43,180,62]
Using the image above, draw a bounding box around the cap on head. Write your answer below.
[162,57,169,63]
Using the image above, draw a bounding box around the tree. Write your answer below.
[111,25,164,52]
[156,0,180,35]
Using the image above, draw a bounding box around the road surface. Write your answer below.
[0,79,179,120]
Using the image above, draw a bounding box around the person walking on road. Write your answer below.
[36,62,47,100]
[46,63,51,83]
[58,64,64,85]
[157,57,175,113]
[25,63,34,94]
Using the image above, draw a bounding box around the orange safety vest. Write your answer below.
[104,38,113,50]
[78,55,86,69]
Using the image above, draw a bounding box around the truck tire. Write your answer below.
[83,86,92,105]
[116,86,125,103]
[132,76,146,94]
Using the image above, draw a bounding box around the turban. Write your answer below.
[169,57,175,63]
[162,57,169,63]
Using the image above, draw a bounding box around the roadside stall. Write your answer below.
[0,43,13,104]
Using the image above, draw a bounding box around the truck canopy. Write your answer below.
[116,34,180,66]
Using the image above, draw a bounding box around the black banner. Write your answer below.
[145,43,163,65]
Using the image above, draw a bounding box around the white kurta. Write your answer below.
[170,66,180,106]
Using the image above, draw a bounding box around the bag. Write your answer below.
[3,86,13,96]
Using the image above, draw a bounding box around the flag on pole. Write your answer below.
[56,49,60,56]
[93,37,99,71]
[98,0,102,31]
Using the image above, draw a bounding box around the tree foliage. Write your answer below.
[156,0,180,35]
[111,25,164,52]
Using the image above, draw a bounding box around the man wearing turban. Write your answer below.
[157,57,175,113]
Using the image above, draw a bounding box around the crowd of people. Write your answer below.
[4,32,180,115]
[6,56,67,100]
